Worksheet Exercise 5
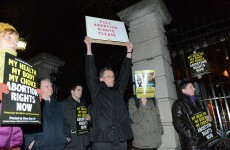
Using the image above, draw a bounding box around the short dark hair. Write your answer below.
[99,67,113,78]
[70,82,82,91]
[179,81,193,91]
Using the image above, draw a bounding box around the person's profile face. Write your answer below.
[182,83,196,96]
[100,70,115,87]
[71,86,83,100]
[0,32,19,51]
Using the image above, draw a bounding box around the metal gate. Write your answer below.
[195,73,230,149]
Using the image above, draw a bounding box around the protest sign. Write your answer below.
[1,53,41,124]
[76,106,90,135]
[187,52,210,77]
[134,70,155,99]
[85,16,129,46]
[191,111,220,148]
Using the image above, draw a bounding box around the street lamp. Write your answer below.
[16,38,27,50]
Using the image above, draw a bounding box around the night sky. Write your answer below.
[1,0,230,100]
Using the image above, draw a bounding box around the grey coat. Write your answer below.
[129,97,164,149]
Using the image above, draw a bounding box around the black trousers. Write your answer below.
[92,133,128,150]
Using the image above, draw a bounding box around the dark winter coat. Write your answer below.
[24,97,71,150]
[60,96,90,150]
[85,55,133,142]
[172,94,204,150]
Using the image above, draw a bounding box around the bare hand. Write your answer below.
[141,96,147,106]
[85,114,91,121]
[84,36,93,55]
[36,89,43,102]
[84,36,92,46]
[126,42,133,53]
[205,115,213,122]
[0,83,9,101]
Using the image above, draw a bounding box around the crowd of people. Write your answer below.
[0,22,215,150]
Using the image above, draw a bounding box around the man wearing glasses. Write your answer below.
[84,37,133,150]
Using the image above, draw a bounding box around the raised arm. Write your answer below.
[84,36,98,99]
[126,42,133,59]
[117,42,133,94]
[84,36,93,55]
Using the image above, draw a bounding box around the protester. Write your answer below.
[60,82,91,150]
[171,81,212,150]
[84,36,133,150]
[24,77,71,150]
[129,96,164,150]
[0,22,23,150]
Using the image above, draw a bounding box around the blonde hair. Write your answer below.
[0,22,16,32]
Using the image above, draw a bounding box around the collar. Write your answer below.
[70,96,81,103]
[43,98,51,102]
[1,49,17,56]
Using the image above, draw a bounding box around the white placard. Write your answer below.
[85,16,129,43]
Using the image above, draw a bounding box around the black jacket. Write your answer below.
[172,94,204,149]
[85,55,133,142]
[60,96,90,150]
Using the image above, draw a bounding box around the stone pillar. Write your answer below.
[27,52,65,79]
[118,0,180,149]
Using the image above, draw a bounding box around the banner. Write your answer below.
[1,53,41,124]
[191,111,220,148]
[187,52,210,77]
[85,16,129,46]
[76,106,90,135]
[134,70,155,99]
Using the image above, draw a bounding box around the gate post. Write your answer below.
[118,0,180,149]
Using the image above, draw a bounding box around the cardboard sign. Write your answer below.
[85,16,129,46]
[76,106,90,135]
[134,70,155,99]
[187,52,210,77]
[0,53,41,124]
[191,111,220,148]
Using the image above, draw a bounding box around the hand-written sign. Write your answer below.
[85,16,129,46]
[191,111,220,148]
[187,52,209,77]
[1,53,41,124]
[134,70,155,99]
[76,106,90,135]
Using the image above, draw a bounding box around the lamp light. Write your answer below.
[17,38,27,50]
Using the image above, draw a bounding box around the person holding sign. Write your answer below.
[84,36,133,150]
[128,96,163,150]
[172,81,213,150]
[0,22,23,150]
[24,77,71,150]
[60,82,91,150]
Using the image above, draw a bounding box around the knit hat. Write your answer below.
[0,22,16,32]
